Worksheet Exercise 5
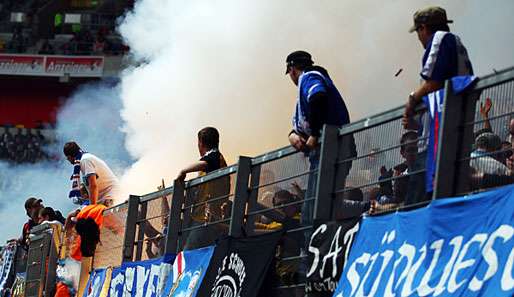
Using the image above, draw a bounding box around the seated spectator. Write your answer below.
[176,127,230,250]
[374,131,425,208]
[471,132,509,176]
[471,119,514,189]
[333,187,373,219]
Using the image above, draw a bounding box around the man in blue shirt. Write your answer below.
[403,6,473,125]
[286,51,351,219]
[402,7,474,196]
[287,51,350,152]
[286,51,352,292]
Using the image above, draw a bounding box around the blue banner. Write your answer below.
[162,245,215,297]
[333,185,514,297]
[83,268,110,297]
[108,254,175,297]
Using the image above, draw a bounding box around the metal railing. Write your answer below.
[86,68,514,295]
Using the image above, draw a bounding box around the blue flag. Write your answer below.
[162,245,215,297]
[333,185,514,297]
[422,75,476,193]
[83,268,109,297]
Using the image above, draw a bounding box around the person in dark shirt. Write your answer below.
[176,127,230,250]
[20,197,43,249]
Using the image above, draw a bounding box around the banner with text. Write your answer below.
[333,185,514,297]
[306,218,360,296]
[108,254,175,297]
[196,232,282,297]
[0,54,104,77]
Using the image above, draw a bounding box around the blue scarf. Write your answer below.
[68,151,89,206]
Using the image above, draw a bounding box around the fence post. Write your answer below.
[134,201,148,261]
[244,164,261,236]
[122,195,139,263]
[314,125,340,221]
[164,181,184,254]
[229,156,252,237]
[433,80,478,198]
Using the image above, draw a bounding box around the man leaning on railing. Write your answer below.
[402,6,474,196]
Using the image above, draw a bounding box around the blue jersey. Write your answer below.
[292,69,350,137]
[422,75,476,193]
[420,31,473,82]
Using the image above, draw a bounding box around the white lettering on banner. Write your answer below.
[355,253,378,296]
[320,226,343,278]
[433,236,463,296]
[343,224,514,296]
[402,245,428,296]
[0,59,43,73]
[144,264,161,297]
[307,224,327,278]
[343,223,360,270]
[46,61,99,74]
[346,253,370,296]
[135,266,149,297]
[211,253,247,297]
[471,225,513,291]
[501,247,514,291]
[368,249,393,296]
[123,268,135,297]
[417,239,444,296]
[110,272,125,297]
[448,234,487,293]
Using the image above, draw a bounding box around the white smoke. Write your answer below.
[1,0,513,242]
[117,0,514,195]
[0,82,131,243]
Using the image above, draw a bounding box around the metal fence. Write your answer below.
[81,67,513,295]
[92,203,128,268]
[453,70,514,195]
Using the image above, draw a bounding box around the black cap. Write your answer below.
[285,50,314,74]
[24,197,42,211]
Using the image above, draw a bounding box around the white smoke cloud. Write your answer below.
[117,0,514,195]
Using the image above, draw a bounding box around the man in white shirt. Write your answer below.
[63,141,120,206]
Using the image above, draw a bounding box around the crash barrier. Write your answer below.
[24,223,61,297]
[15,67,514,297]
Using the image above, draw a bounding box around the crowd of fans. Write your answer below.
[0,0,129,56]
[0,127,50,164]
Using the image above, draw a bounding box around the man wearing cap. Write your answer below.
[403,6,473,125]
[285,51,351,294]
[285,50,350,215]
[20,197,43,249]
[286,51,350,152]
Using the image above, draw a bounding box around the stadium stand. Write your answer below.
[0,67,510,297]
[0,0,131,55]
